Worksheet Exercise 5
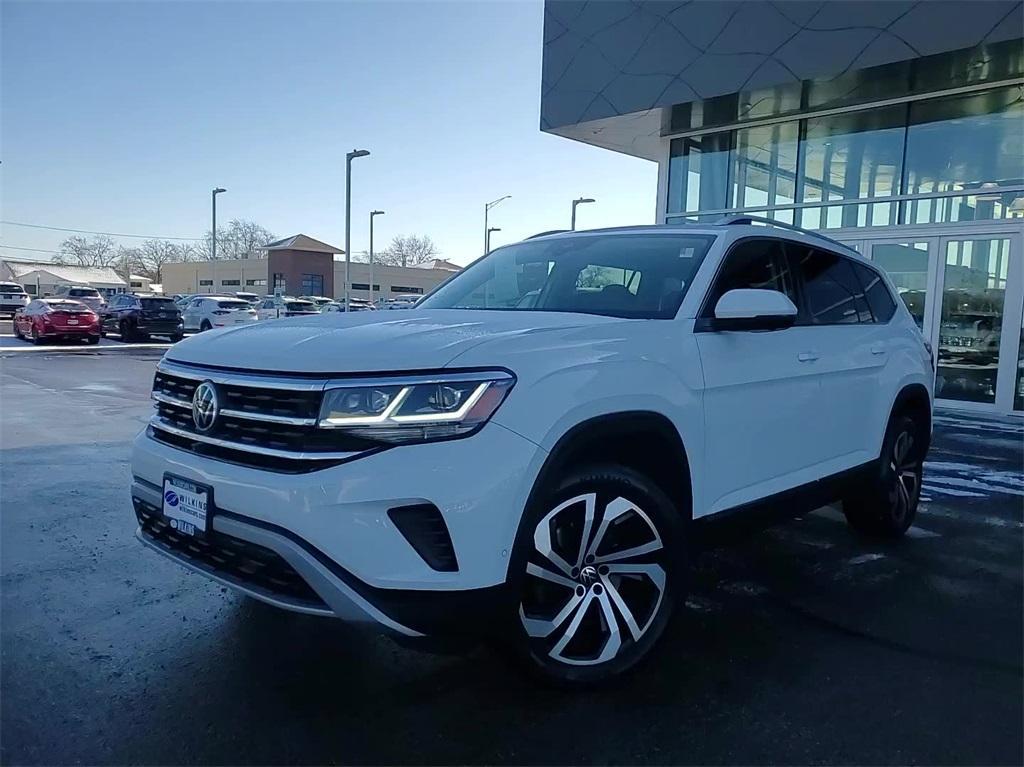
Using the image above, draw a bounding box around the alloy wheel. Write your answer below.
[888,429,920,525]
[519,492,668,667]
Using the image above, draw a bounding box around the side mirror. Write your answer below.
[710,288,798,331]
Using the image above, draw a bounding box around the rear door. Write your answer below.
[788,246,888,468]
[695,237,829,515]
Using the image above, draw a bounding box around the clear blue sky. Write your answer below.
[1,0,656,265]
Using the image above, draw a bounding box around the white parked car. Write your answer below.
[53,285,107,314]
[255,296,320,320]
[322,298,374,313]
[299,295,333,309]
[131,219,933,685]
[234,292,261,305]
[382,294,420,309]
[181,296,258,332]
[0,281,29,316]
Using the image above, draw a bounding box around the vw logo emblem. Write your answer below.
[579,565,599,587]
[192,381,219,432]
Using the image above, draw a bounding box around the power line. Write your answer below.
[0,220,203,241]
[0,244,64,254]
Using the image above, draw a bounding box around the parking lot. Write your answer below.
[1,348,1021,765]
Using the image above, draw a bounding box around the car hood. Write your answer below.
[165,309,622,373]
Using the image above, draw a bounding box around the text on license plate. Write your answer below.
[67,319,79,325]
[162,476,209,536]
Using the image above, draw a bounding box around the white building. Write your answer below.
[0,258,128,297]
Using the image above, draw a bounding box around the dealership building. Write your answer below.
[542,0,1024,413]
[160,234,457,302]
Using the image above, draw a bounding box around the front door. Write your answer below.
[695,237,828,516]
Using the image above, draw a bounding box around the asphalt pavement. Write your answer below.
[1,350,1021,765]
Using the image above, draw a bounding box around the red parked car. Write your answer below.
[13,298,101,344]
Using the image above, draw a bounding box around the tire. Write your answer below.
[170,333,184,343]
[12,322,22,340]
[119,320,133,342]
[508,463,685,686]
[200,320,212,332]
[31,326,42,345]
[843,413,924,538]
[86,335,100,345]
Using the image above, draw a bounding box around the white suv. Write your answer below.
[131,220,933,684]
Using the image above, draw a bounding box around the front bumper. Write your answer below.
[130,420,546,634]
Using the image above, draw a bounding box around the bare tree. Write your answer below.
[378,234,439,267]
[54,235,120,267]
[114,246,144,282]
[201,219,275,260]
[137,239,185,282]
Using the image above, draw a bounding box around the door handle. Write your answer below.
[797,351,819,362]
[870,345,887,355]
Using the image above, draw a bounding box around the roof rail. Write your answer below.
[526,229,571,239]
[716,215,859,255]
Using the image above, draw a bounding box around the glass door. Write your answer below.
[935,234,1023,410]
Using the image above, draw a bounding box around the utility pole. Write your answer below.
[571,197,595,230]
[211,187,226,293]
[369,210,384,307]
[484,195,510,254]
[344,149,370,311]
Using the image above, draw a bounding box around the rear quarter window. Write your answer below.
[852,262,897,322]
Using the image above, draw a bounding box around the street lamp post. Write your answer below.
[570,197,595,230]
[211,187,226,293]
[486,227,501,253]
[484,195,510,253]
[345,149,370,311]
[369,210,384,307]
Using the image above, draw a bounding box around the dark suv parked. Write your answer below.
[101,294,183,342]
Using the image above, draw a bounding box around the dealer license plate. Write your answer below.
[162,475,210,536]
[67,319,79,325]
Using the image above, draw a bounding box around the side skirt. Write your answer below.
[692,460,878,548]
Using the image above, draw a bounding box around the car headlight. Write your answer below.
[317,371,514,444]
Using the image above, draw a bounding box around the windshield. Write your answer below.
[69,288,100,297]
[418,233,716,319]
[140,298,177,310]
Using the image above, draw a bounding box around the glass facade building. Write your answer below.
[543,2,1023,413]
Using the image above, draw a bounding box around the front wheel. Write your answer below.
[170,333,184,343]
[511,464,684,686]
[843,414,924,538]
[119,320,133,342]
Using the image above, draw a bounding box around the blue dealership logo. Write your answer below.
[164,490,179,507]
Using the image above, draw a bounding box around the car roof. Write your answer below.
[524,219,863,261]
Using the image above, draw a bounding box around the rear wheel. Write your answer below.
[200,320,212,332]
[843,414,924,538]
[170,333,184,343]
[86,335,100,345]
[511,464,684,686]
[119,320,134,342]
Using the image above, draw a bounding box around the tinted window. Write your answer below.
[793,248,873,324]
[704,238,797,313]
[69,288,100,297]
[217,300,250,310]
[286,301,315,311]
[420,234,715,319]
[851,262,896,322]
[141,298,177,310]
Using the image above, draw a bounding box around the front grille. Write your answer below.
[149,362,382,471]
[134,498,327,609]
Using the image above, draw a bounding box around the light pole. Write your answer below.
[484,194,510,253]
[369,210,384,307]
[486,227,501,253]
[571,197,595,230]
[345,149,370,311]
[211,187,226,293]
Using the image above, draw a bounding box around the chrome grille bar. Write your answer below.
[149,418,356,461]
